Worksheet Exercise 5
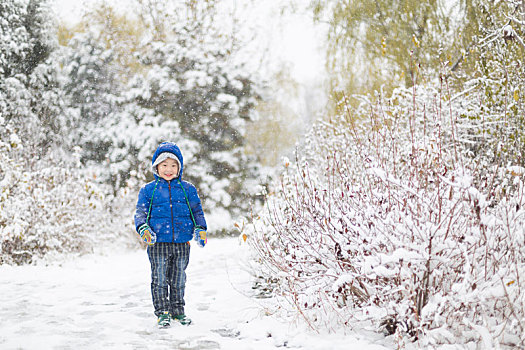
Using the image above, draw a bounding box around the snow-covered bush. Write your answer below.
[0,138,138,265]
[247,83,525,348]
[1,153,89,264]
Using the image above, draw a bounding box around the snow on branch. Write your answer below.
[245,82,525,348]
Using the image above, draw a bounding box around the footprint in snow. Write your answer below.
[211,328,241,338]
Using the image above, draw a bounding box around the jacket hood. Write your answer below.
[151,142,184,179]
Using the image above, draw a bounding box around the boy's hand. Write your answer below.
[193,226,207,248]
[138,224,157,245]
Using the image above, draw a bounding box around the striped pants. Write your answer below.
[147,242,190,316]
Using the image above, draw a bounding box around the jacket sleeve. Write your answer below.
[188,185,207,230]
[134,185,150,231]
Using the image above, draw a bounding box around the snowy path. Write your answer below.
[0,238,389,350]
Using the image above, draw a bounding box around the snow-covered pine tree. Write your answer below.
[60,2,263,229]
[61,31,119,164]
[0,0,130,264]
[128,27,261,224]
[0,0,63,155]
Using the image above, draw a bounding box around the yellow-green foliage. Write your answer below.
[246,104,298,167]
[245,69,303,167]
[311,1,524,104]
[313,1,452,97]
[310,0,524,164]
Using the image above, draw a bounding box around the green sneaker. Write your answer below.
[157,311,171,328]
[172,314,192,325]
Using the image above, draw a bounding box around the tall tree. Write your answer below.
[452,0,525,167]
[61,31,119,163]
[128,24,261,220]
[0,0,63,155]
[60,1,264,225]
[312,0,453,98]
[311,0,525,164]
[0,0,120,264]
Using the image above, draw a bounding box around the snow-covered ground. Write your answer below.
[0,238,389,349]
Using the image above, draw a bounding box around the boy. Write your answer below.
[134,142,207,328]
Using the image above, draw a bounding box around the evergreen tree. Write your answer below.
[61,31,119,163]
[59,8,153,192]
[128,26,261,219]
[59,1,264,226]
[0,0,123,264]
[0,0,63,155]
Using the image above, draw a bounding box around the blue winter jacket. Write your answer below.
[134,142,207,243]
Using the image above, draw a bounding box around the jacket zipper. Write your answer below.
[168,181,175,242]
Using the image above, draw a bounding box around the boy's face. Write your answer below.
[157,158,179,181]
